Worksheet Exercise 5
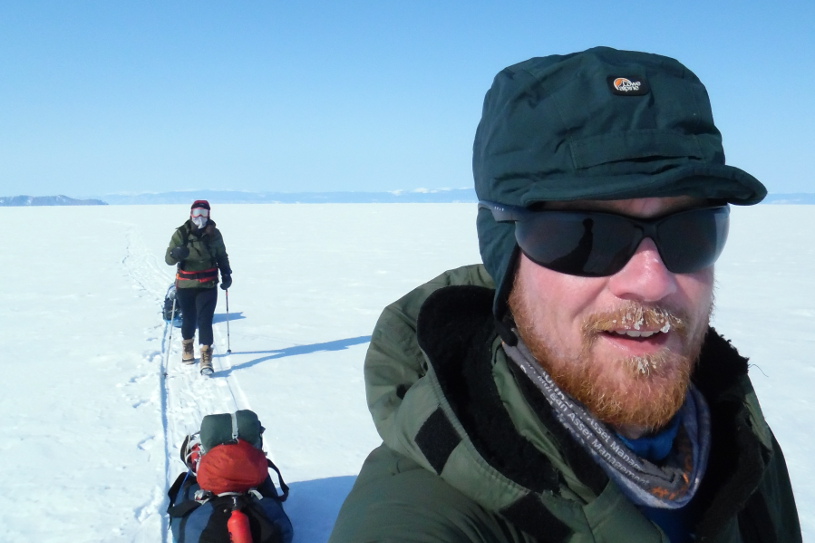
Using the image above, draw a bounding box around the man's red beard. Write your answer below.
[509,292,710,433]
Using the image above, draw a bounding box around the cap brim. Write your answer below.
[518,163,766,206]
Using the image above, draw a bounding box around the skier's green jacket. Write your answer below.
[164,220,231,289]
[329,264,801,543]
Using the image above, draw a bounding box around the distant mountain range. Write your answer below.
[762,193,815,204]
[1,189,478,206]
[98,188,479,205]
[2,189,814,206]
[0,194,108,206]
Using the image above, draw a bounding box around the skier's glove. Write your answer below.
[220,274,232,290]
[170,246,190,260]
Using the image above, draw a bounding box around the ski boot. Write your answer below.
[182,338,195,364]
[200,345,213,376]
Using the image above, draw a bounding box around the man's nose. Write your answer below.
[607,238,678,302]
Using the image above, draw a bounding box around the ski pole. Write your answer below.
[164,293,178,376]
[225,289,232,353]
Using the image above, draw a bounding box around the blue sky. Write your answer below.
[2,1,813,198]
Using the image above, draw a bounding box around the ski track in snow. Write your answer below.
[123,224,250,540]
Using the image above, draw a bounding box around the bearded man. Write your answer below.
[329,47,800,543]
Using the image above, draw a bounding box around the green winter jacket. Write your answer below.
[165,220,231,288]
[329,264,801,543]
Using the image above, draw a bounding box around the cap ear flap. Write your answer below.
[476,207,521,340]
[493,245,521,345]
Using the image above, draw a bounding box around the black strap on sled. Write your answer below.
[166,472,202,542]
[167,472,203,518]
[267,459,289,502]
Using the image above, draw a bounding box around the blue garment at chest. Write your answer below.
[617,415,694,543]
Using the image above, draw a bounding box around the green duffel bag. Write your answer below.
[199,409,264,452]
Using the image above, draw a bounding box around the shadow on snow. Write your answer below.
[213,335,372,375]
[283,476,358,543]
[213,311,245,323]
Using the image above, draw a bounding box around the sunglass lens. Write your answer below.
[515,213,639,276]
[657,207,729,273]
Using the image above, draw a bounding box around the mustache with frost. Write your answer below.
[583,303,688,337]
[581,303,690,375]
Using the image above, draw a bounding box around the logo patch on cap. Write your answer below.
[608,76,650,96]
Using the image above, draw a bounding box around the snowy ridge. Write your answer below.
[0,194,107,206]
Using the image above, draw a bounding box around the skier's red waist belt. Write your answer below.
[177,267,218,283]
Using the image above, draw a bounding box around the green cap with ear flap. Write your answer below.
[473,46,766,327]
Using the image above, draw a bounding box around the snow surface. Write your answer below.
[0,203,812,542]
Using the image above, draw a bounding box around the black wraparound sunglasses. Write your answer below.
[479,201,730,277]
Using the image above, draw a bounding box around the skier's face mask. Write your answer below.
[191,208,209,229]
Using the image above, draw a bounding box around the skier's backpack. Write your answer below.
[162,284,183,328]
[167,410,294,543]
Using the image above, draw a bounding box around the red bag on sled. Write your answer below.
[197,439,269,495]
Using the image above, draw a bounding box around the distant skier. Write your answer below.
[165,200,232,375]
